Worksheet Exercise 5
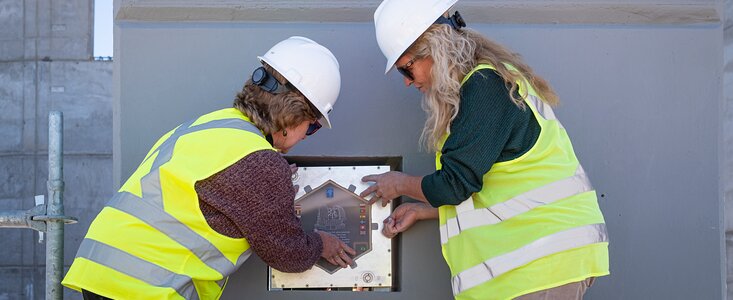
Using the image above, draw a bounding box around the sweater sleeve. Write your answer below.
[421,69,539,207]
[195,150,323,273]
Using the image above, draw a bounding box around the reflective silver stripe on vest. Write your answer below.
[145,118,263,171]
[451,223,608,296]
[526,94,564,129]
[207,247,252,289]
[215,248,253,289]
[236,249,253,267]
[77,238,200,300]
[108,191,245,276]
[440,165,592,245]
[77,116,262,299]
[217,278,227,289]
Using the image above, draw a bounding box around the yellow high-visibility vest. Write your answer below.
[436,65,609,300]
[63,108,274,299]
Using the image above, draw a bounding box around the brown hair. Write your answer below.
[233,63,318,135]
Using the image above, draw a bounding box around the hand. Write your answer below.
[360,171,407,207]
[382,202,437,238]
[317,231,356,268]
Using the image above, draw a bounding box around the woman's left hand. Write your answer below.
[382,202,437,238]
[360,171,407,207]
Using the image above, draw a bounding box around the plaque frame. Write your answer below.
[269,165,393,290]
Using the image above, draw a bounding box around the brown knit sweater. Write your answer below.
[194,150,322,273]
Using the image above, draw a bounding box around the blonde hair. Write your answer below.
[406,25,559,152]
[233,63,318,135]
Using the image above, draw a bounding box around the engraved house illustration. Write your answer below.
[294,180,374,274]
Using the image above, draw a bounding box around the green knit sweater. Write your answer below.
[421,69,541,207]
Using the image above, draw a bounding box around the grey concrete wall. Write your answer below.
[0,0,725,299]
[0,0,113,299]
[115,7,724,300]
[115,0,720,24]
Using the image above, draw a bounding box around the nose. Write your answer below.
[403,76,413,87]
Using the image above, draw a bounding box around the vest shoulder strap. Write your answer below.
[461,64,495,86]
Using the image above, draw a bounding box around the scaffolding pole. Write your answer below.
[0,111,77,300]
[46,111,66,300]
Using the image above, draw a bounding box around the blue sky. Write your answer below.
[94,0,113,57]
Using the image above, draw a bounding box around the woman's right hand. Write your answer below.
[317,231,356,268]
[382,202,438,238]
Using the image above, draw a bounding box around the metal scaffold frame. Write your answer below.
[0,111,78,300]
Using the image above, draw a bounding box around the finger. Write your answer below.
[332,255,347,268]
[341,244,357,256]
[339,250,355,267]
[393,221,407,233]
[382,225,397,238]
[333,256,345,268]
[325,256,337,266]
[359,185,377,198]
[381,197,391,207]
[361,175,378,183]
[394,217,415,232]
[382,217,397,238]
[367,196,379,205]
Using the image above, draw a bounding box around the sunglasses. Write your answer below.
[396,57,417,81]
[306,120,322,136]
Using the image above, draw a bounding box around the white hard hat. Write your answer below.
[374,0,458,74]
[258,36,341,128]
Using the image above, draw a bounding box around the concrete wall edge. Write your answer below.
[115,3,720,25]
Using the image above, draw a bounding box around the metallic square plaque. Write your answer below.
[269,165,393,290]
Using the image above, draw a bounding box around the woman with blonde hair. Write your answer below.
[361,1,610,299]
[63,36,355,300]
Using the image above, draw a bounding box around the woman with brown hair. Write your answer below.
[361,1,610,299]
[63,36,355,300]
